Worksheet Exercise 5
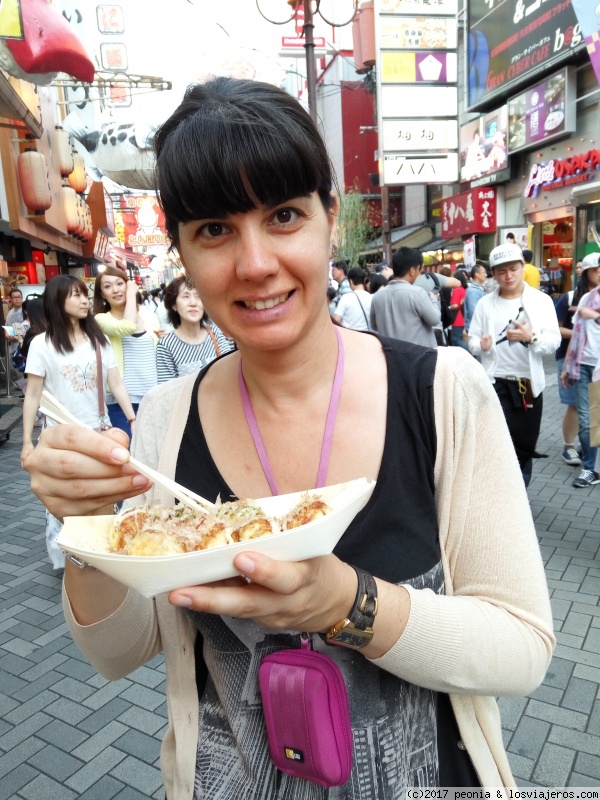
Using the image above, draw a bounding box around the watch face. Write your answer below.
[329,627,372,649]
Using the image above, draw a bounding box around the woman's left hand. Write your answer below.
[169,552,358,634]
[578,307,599,321]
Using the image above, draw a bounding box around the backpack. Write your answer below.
[429,272,453,330]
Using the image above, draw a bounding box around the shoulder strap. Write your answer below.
[94,340,104,418]
[203,323,221,357]
[354,292,369,327]
[429,272,441,289]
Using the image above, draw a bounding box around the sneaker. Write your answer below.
[561,447,582,466]
[572,469,600,488]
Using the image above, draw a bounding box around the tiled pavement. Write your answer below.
[0,357,599,797]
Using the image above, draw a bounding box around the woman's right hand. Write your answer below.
[480,334,493,352]
[23,425,153,519]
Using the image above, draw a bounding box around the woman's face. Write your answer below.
[177,192,335,351]
[100,275,127,308]
[586,266,600,287]
[64,287,89,321]
[174,284,204,324]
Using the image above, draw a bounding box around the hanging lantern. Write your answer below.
[55,127,74,176]
[62,186,79,233]
[17,149,52,214]
[68,152,87,193]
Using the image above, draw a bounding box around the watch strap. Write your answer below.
[348,566,378,630]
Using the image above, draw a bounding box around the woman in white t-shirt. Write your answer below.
[21,275,136,570]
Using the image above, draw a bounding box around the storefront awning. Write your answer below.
[420,236,464,254]
[362,223,433,256]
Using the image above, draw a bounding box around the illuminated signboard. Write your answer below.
[459,105,510,186]
[383,152,459,184]
[442,188,497,237]
[381,51,457,83]
[507,67,576,154]
[523,148,600,198]
[381,85,457,117]
[380,0,458,14]
[382,119,458,151]
[380,16,457,49]
[468,0,583,111]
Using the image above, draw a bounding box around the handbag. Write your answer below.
[203,323,221,357]
[590,380,600,447]
[258,634,353,787]
[94,340,111,432]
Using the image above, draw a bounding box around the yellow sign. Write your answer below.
[381,52,416,83]
[0,0,24,39]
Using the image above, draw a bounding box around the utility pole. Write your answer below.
[301,1,318,123]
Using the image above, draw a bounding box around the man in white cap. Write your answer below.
[468,243,560,485]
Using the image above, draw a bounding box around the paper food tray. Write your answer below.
[58,478,375,598]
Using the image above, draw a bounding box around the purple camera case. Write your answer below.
[258,638,353,787]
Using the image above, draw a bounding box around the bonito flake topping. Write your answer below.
[109,494,332,557]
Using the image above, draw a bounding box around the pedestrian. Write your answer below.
[367,272,388,294]
[24,76,553,798]
[468,243,561,485]
[414,266,460,346]
[554,285,581,466]
[522,249,541,290]
[3,287,25,358]
[331,260,351,303]
[93,266,158,438]
[370,246,441,347]
[463,263,487,335]
[156,275,233,383]
[20,275,135,571]
[332,266,372,331]
[562,252,600,488]
[449,270,469,349]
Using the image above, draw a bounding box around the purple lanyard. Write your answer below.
[238,326,345,496]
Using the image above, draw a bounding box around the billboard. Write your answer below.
[460,105,509,185]
[507,67,576,154]
[468,0,584,111]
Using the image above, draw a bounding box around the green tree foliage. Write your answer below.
[336,189,372,267]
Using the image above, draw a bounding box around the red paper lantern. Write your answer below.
[17,149,52,214]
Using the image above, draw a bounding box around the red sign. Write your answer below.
[281,36,326,48]
[524,148,600,198]
[120,195,169,248]
[442,188,497,238]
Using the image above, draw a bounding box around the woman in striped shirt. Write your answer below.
[156,275,233,383]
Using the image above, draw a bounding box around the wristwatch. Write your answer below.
[530,333,539,344]
[323,566,378,650]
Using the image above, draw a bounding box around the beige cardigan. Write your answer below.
[64,346,555,799]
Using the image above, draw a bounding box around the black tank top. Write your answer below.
[176,335,479,790]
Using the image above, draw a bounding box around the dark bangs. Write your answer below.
[154,78,334,246]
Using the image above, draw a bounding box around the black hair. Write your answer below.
[455,270,468,289]
[9,287,23,297]
[22,294,46,333]
[347,266,366,285]
[43,275,106,355]
[332,260,348,276]
[392,246,423,278]
[326,286,337,302]
[163,275,208,328]
[368,273,388,294]
[522,249,533,263]
[573,269,598,307]
[154,77,335,247]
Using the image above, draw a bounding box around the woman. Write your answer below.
[19,294,46,362]
[24,78,553,797]
[156,275,233,383]
[449,270,468,349]
[21,275,135,570]
[562,252,600,487]
[93,266,158,437]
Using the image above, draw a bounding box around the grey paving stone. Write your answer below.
[113,730,162,764]
[71,721,128,762]
[556,631,585,649]
[533,742,576,786]
[0,737,46,779]
[588,700,600,736]
[527,698,588,731]
[562,611,593,638]
[0,712,53,752]
[568,772,600,787]
[584,627,600,654]
[561,678,599,715]
[543,656,575,689]
[119,685,165,712]
[3,690,58,726]
[17,772,78,800]
[76,774,126,799]
[28,743,84,781]
[12,671,68,704]
[498,696,528,732]
[110,755,163,796]
[0,763,38,800]
[78,699,132,735]
[549,598,572,621]
[64,746,127,794]
[116,707,167,736]
[529,684,564,704]
[547,724,600,756]
[44,697,93,726]
[507,752,535,781]
[554,644,600,669]
[83,680,133,711]
[508,715,551,761]
[37,718,88,753]
[574,751,600,780]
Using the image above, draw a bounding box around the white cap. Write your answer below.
[581,252,600,271]
[489,243,524,269]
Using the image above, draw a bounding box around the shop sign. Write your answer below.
[0,0,23,39]
[523,149,600,198]
[381,51,457,83]
[442,188,497,238]
[468,0,583,111]
[380,16,457,49]
[383,152,458,184]
[120,194,169,248]
[460,105,509,186]
[382,119,458,151]
[508,67,576,154]
[380,0,458,15]
[570,0,600,89]
[381,85,457,117]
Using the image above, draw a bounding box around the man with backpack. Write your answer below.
[414,266,460,345]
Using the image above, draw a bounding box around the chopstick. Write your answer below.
[39,390,215,512]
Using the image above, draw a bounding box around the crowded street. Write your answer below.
[0,354,598,797]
